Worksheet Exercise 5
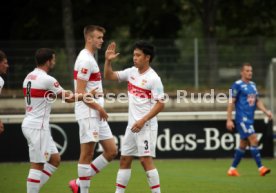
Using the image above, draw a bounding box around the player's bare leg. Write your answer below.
[100,137,117,161]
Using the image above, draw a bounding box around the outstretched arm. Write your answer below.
[58,87,99,103]
[104,42,120,81]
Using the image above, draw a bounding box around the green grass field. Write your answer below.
[0,159,275,193]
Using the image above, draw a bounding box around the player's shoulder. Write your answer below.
[0,76,4,84]
[232,79,243,88]
[234,79,243,85]
[36,69,57,83]
[249,81,256,85]
[125,66,138,74]
[148,68,161,80]
[77,49,93,61]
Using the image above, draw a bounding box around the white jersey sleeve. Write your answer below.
[151,76,164,101]
[116,67,134,82]
[0,76,4,94]
[46,76,63,95]
[75,58,93,81]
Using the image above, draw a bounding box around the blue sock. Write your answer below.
[231,148,245,168]
[250,146,262,168]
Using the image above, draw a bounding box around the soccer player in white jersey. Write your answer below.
[69,25,117,193]
[104,41,165,193]
[22,48,97,193]
[0,50,9,134]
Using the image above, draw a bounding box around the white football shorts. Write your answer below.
[78,117,113,144]
[22,127,58,163]
[121,124,158,157]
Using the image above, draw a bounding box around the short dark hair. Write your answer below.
[241,62,252,70]
[133,40,155,62]
[0,50,7,62]
[83,25,106,39]
[35,48,55,66]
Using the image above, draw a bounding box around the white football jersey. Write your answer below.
[74,49,104,120]
[116,67,164,127]
[22,68,63,130]
[0,76,4,94]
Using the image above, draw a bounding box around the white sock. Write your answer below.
[115,169,131,193]
[75,155,109,187]
[90,154,109,176]
[76,178,80,186]
[78,164,92,193]
[27,169,42,193]
[146,169,161,193]
[40,163,57,187]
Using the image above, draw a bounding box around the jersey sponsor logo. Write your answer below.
[128,81,152,98]
[247,94,256,106]
[54,81,60,87]
[74,71,102,81]
[81,68,88,74]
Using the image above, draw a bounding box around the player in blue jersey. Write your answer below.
[226,63,272,176]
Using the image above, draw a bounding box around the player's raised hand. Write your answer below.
[105,42,120,61]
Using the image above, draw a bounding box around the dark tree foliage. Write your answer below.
[0,0,182,40]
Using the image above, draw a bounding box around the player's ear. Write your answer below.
[145,55,151,62]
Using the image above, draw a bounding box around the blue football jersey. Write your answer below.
[231,80,258,124]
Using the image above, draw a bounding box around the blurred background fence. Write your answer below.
[1,37,276,94]
[1,38,276,114]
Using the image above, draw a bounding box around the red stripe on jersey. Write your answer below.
[23,88,53,98]
[90,163,100,173]
[128,81,152,98]
[116,183,126,189]
[151,184,160,189]
[74,70,102,81]
[79,176,91,180]
[27,178,40,183]
[42,170,51,177]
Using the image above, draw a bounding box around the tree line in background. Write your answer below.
[1,0,276,88]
